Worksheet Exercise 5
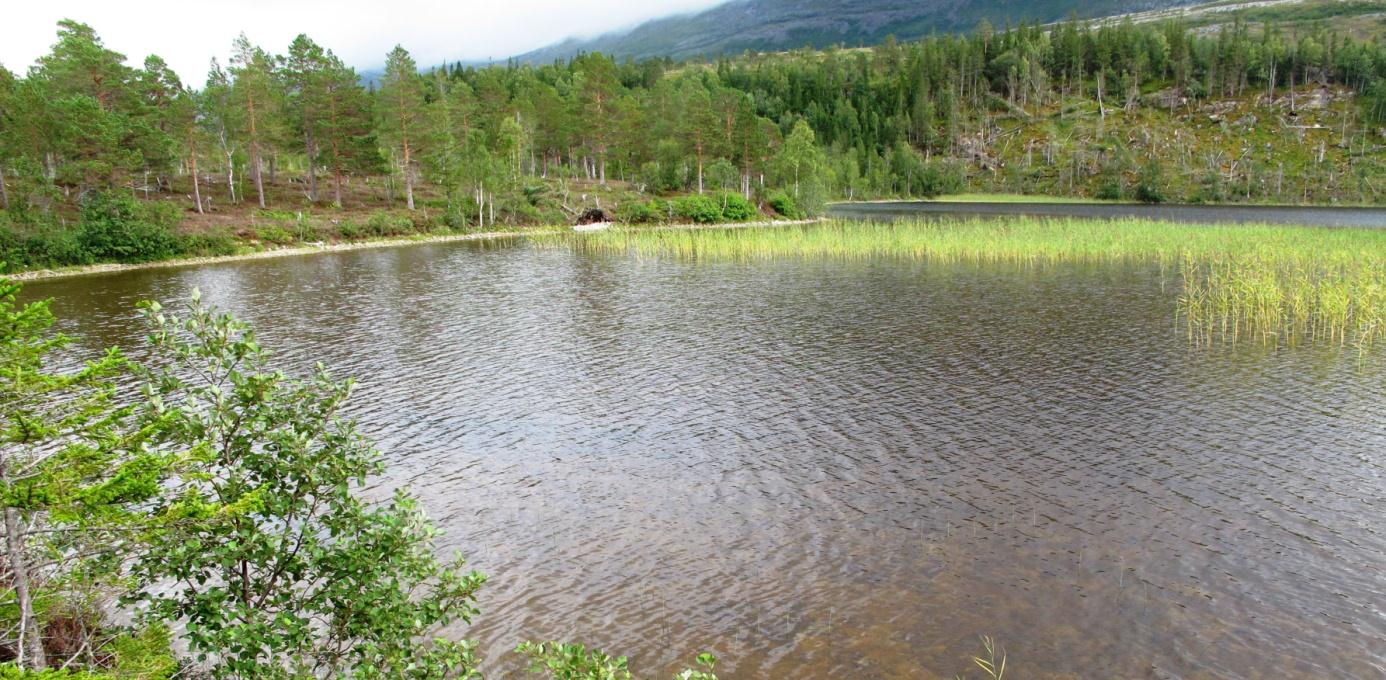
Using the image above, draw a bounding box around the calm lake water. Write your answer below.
[829,200,1386,228]
[21,236,1386,678]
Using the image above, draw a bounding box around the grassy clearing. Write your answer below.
[544,218,1386,346]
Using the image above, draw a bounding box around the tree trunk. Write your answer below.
[251,149,265,209]
[305,130,319,203]
[696,151,704,194]
[5,506,46,669]
[402,139,415,211]
[190,153,203,214]
[225,151,236,204]
[0,167,9,211]
[247,89,266,209]
[333,167,343,208]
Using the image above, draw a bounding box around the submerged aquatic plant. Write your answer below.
[537,218,1386,347]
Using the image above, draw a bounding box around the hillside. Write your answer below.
[512,0,1200,64]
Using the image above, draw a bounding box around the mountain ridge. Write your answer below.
[510,0,1202,64]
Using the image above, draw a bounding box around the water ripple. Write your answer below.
[23,240,1386,679]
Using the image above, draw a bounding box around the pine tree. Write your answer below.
[573,54,622,183]
[229,34,276,208]
[378,46,424,210]
[284,35,332,203]
[321,54,380,207]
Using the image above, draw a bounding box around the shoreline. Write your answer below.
[9,219,820,282]
[9,230,550,282]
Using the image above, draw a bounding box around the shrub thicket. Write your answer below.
[674,195,722,223]
[717,193,755,221]
[76,193,183,263]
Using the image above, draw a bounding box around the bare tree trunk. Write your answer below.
[696,152,704,194]
[0,168,9,211]
[225,150,236,204]
[402,139,415,211]
[5,506,46,669]
[1096,70,1107,132]
[190,154,203,214]
[1289,68,1297,114]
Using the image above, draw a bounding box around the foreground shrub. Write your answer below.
[1135,161,1166,204]
[673,195,721,224]
[336,219,363,239]
[76,194,182,262]
[180,230,239,257]
[767,191,800,219]
[365,211,415,237]
[1095,174,1124,201]
[0,222,90,270]
[917,159,966,197]
[716,193,755,221]
[251,223,295,245]
[617,200,662,224]
[129,293,486,679]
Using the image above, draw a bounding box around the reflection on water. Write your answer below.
[21,239,1386,678]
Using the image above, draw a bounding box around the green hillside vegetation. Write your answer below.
[1178,0,1386,41]
[1,12,1384,272]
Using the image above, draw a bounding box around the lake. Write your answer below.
[20,233,1386,678]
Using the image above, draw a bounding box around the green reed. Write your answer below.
[535,218,1386,347]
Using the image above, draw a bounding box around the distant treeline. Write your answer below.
[1,15,1384,228]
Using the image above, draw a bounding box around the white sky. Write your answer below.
[2,0,726,84]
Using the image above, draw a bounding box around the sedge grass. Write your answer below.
[537,217,1386,347]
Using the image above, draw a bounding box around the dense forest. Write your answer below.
[1,16,1385,270]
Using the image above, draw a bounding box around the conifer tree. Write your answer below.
[229,34,276,208]
[378,46,424,210]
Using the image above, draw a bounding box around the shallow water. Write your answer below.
[21,238,1386,678]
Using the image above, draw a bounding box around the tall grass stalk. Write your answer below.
[537,218,1386,346]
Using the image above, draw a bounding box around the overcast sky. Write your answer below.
[3,0,726,84]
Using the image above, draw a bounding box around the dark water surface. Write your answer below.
[21,239,1386,678]
[829,200,1386,228]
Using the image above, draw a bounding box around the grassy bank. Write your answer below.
[551,218,1386,346]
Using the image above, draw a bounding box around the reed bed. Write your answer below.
[537,218,1386,346]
